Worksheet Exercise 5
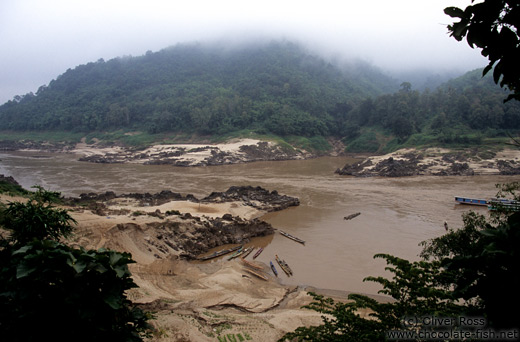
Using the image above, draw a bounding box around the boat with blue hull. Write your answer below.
[270,261,278,277]
[454,196,488,206]
[455,196,519,211]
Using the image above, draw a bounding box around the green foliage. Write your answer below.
[0,187,152,341]
[280,255,462,342]
[421,182,520,329]
[0,41,396,138]
[285,135,331,153]
[0,240,152,342]
[0,178,29,196]
[445,0,520,101]
[345,129,383,153]
[0,186,76,244]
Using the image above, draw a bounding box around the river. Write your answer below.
[0,151,515,295]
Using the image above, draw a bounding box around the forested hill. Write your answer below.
[0,41,398,136]
[341,69,520,152]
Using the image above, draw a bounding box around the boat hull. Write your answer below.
[279,230,305,245]
[270,261,278,276]
[454,196,488,206]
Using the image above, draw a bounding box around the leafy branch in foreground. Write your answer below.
[0,186,153,342]
[279,255,463,342]
[0,185,76,244]
[445,0,520,101]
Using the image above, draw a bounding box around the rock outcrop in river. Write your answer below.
[202,185,300,212]
[336,148,520,177]
[69,185,299,212]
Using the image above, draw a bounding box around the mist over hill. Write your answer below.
[0,41,398,136]
[1,40,519,152]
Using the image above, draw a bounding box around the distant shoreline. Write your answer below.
[2,137,520,176]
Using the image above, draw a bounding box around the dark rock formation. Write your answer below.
[434,162,475,176]
[336,151,481,177]
[110,214,275,259]
[67,186,299,214]
[497,160,520,175]
[336,153,426,177]
[335,159,373,176]
[202,186,300,211]
[0,140,72,152]
[0,175,22,186]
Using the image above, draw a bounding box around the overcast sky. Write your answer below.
[0,0,486,104]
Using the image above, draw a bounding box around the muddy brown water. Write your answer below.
[1,151,516,295]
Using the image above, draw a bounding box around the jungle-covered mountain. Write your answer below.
[0,41,398,137]
[1,40,519,152]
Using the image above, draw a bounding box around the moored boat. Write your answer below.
[279,230,305,245]
[454,196,488,206]
[275,254,292,276]
[241,258,264,270]
[197,245,242,261]
[270,261,278,276]
[253,247,264,259]
[244,268,268,281]
[282,259,293,275]
[241,247,254,259]
[455,196,520,211]
[227,246,244,260]
[488,198,520,211]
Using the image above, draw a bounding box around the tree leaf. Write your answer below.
[104,295,122,309]
[12,245,32,255]
[16,263,36,279]
[444,7,465,18]
[72,261,87,273]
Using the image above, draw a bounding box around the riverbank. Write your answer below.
[337,147,520,177]
[1,184,348,341]
[3,136,520,174]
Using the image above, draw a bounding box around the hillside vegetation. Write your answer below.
[1,41,519,152]
[0,42,396,137]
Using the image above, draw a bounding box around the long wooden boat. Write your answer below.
[281,257,293,275]
[270,261,278,277]
[253,247,263,259]
[279,230,305,245]
[275,254,292,276]
[241,247,254,259]
[455,196,520,211]
[454,196,488,206]
[197,245,241,261]
[227,246,244,260]
[244,268,268,281]
[241,258,264,270]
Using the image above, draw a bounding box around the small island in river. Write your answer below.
[336,147,520,177]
